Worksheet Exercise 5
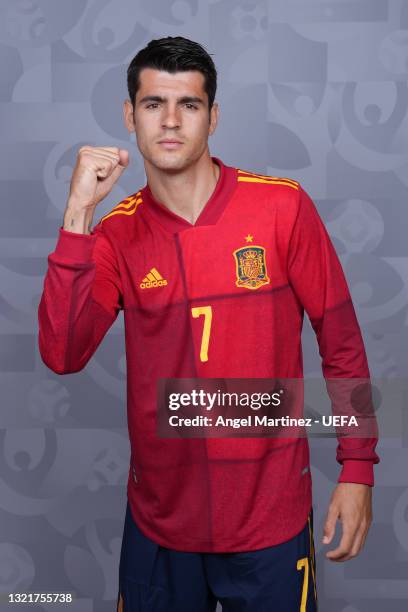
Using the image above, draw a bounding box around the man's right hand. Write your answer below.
[69,146,129,209]
[63,146,129,234]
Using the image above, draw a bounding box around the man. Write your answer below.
[38,36,379,611]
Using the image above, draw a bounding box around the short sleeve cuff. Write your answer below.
[338,460,374,487]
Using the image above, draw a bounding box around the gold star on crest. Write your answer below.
[245,234,253,243]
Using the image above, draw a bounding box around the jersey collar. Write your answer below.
[140,156,238,233]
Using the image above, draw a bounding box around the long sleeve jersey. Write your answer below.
[38,156,379,552]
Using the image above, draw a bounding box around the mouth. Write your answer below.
[158,140,183,149]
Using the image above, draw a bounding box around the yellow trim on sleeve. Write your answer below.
[237,176,299,190]
[100,193,143,224]
[237,169,299,187]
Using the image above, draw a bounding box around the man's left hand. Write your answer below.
[322,482,372,562]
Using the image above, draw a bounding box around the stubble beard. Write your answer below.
[142,142,204,174]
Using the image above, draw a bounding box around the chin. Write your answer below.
[150,151,194,171]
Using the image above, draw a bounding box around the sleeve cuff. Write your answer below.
[338,460,374,487]
[53,225,98,262]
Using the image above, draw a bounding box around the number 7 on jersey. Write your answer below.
[191,306,213,362]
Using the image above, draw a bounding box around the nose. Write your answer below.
[161,103,180,130]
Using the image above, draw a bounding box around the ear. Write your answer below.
[123,99,136,133]
[209,101,219,136]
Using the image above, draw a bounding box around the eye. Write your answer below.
[146,103,159,109]
[185,103,198,110]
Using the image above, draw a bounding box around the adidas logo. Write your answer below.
[140,267,168,289]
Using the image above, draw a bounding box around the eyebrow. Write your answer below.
[138,95,205,106]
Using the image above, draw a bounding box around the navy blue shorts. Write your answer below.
[117,502,318,612]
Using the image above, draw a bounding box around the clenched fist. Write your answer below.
[68,146,129,209]
[63,146,129,234]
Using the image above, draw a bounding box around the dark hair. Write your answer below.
[127,36,217,111]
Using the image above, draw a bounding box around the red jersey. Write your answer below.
[38,156,379,552]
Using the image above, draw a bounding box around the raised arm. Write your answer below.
[37,146,129,374]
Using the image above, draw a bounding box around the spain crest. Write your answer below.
[233,245,270,290]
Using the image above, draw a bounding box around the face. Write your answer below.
[123,68,219,172]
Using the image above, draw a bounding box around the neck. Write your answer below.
[144,150,220,225]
